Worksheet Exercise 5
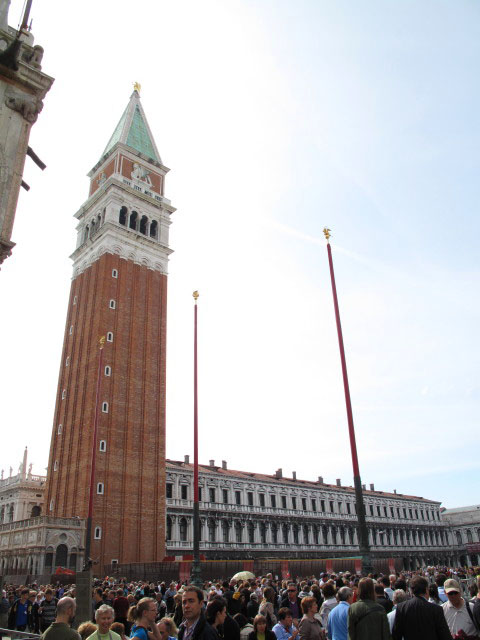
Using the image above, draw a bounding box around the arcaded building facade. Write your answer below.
[165,459,458,569]
[0,457,475,580]
[442,505,480,567]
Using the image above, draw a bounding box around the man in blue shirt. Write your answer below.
[272,608,298,640]
[327,587,353,640]
[8,589,32,631]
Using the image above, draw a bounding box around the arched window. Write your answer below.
[31,505,41,517]
[58,424,63,435]
[94,527,102,539]
[180,517,188,542]
[102,402,109,413]
[105,366,111,376]
[248,522,255,544]
[84,226,89,243]
[208,519,216,542]
[303,524,309,545]
[99,440,106,452]
[467,529,473,543]
[54,460,58,471]
[97,482,104,494]
[55,544,68,567]
[129,211,138,230]
[112,269,118,278]
[90,219,96,237]
[293,524,299,544]
[109,300,116,309]
[283,524,289,544]
[107,332,113,342]
[271,523,278,544]
[166,517,172,541]
[222,519,229,542]
[150,220,158,239]
[119,206,127,226]
[45,547,54,568]
[62,389,66,399]
[260,522,267,544]
[331,527,337,545]
[235,521,242,543]
[322,525,328,544]
[140,215,148,235]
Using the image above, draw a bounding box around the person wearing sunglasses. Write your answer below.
[280,586,302,626]
[441,579,478,639]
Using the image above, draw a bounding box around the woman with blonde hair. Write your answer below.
[128,598,162,640]
[157,616,178,639]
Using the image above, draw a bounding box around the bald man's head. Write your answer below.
[57,596,76,623]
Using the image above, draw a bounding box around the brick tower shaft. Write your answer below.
[45,88,174,568]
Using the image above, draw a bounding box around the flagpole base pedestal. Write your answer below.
[74,568,93,629]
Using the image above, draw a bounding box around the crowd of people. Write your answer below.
[1,565,479,640]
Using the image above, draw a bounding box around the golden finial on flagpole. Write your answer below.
[99,336,106,349]
[193,291,199,303]
[133,81,141,94]
[323,227,331,242]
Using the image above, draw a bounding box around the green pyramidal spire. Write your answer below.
[102,88,161,163]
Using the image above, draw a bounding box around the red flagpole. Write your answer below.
[193,292,199,504]
[190,291,202,585]
[323,228,372,572]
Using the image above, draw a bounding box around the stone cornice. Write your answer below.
[0,29,54,98]
[74,177,175,220]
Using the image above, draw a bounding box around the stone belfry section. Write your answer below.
[45,88,175,569]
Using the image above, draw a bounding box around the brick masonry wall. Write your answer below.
[45,252,167,567]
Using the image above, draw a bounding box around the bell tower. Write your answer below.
[45,87,174,569]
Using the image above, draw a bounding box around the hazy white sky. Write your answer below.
[1,0,479,509]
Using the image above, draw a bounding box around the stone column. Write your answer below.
[171,515,179,543]
[327,525,333,545]
[297,526,303,546]
[265,523,272,544]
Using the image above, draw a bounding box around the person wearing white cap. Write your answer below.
[441,579,479,638]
